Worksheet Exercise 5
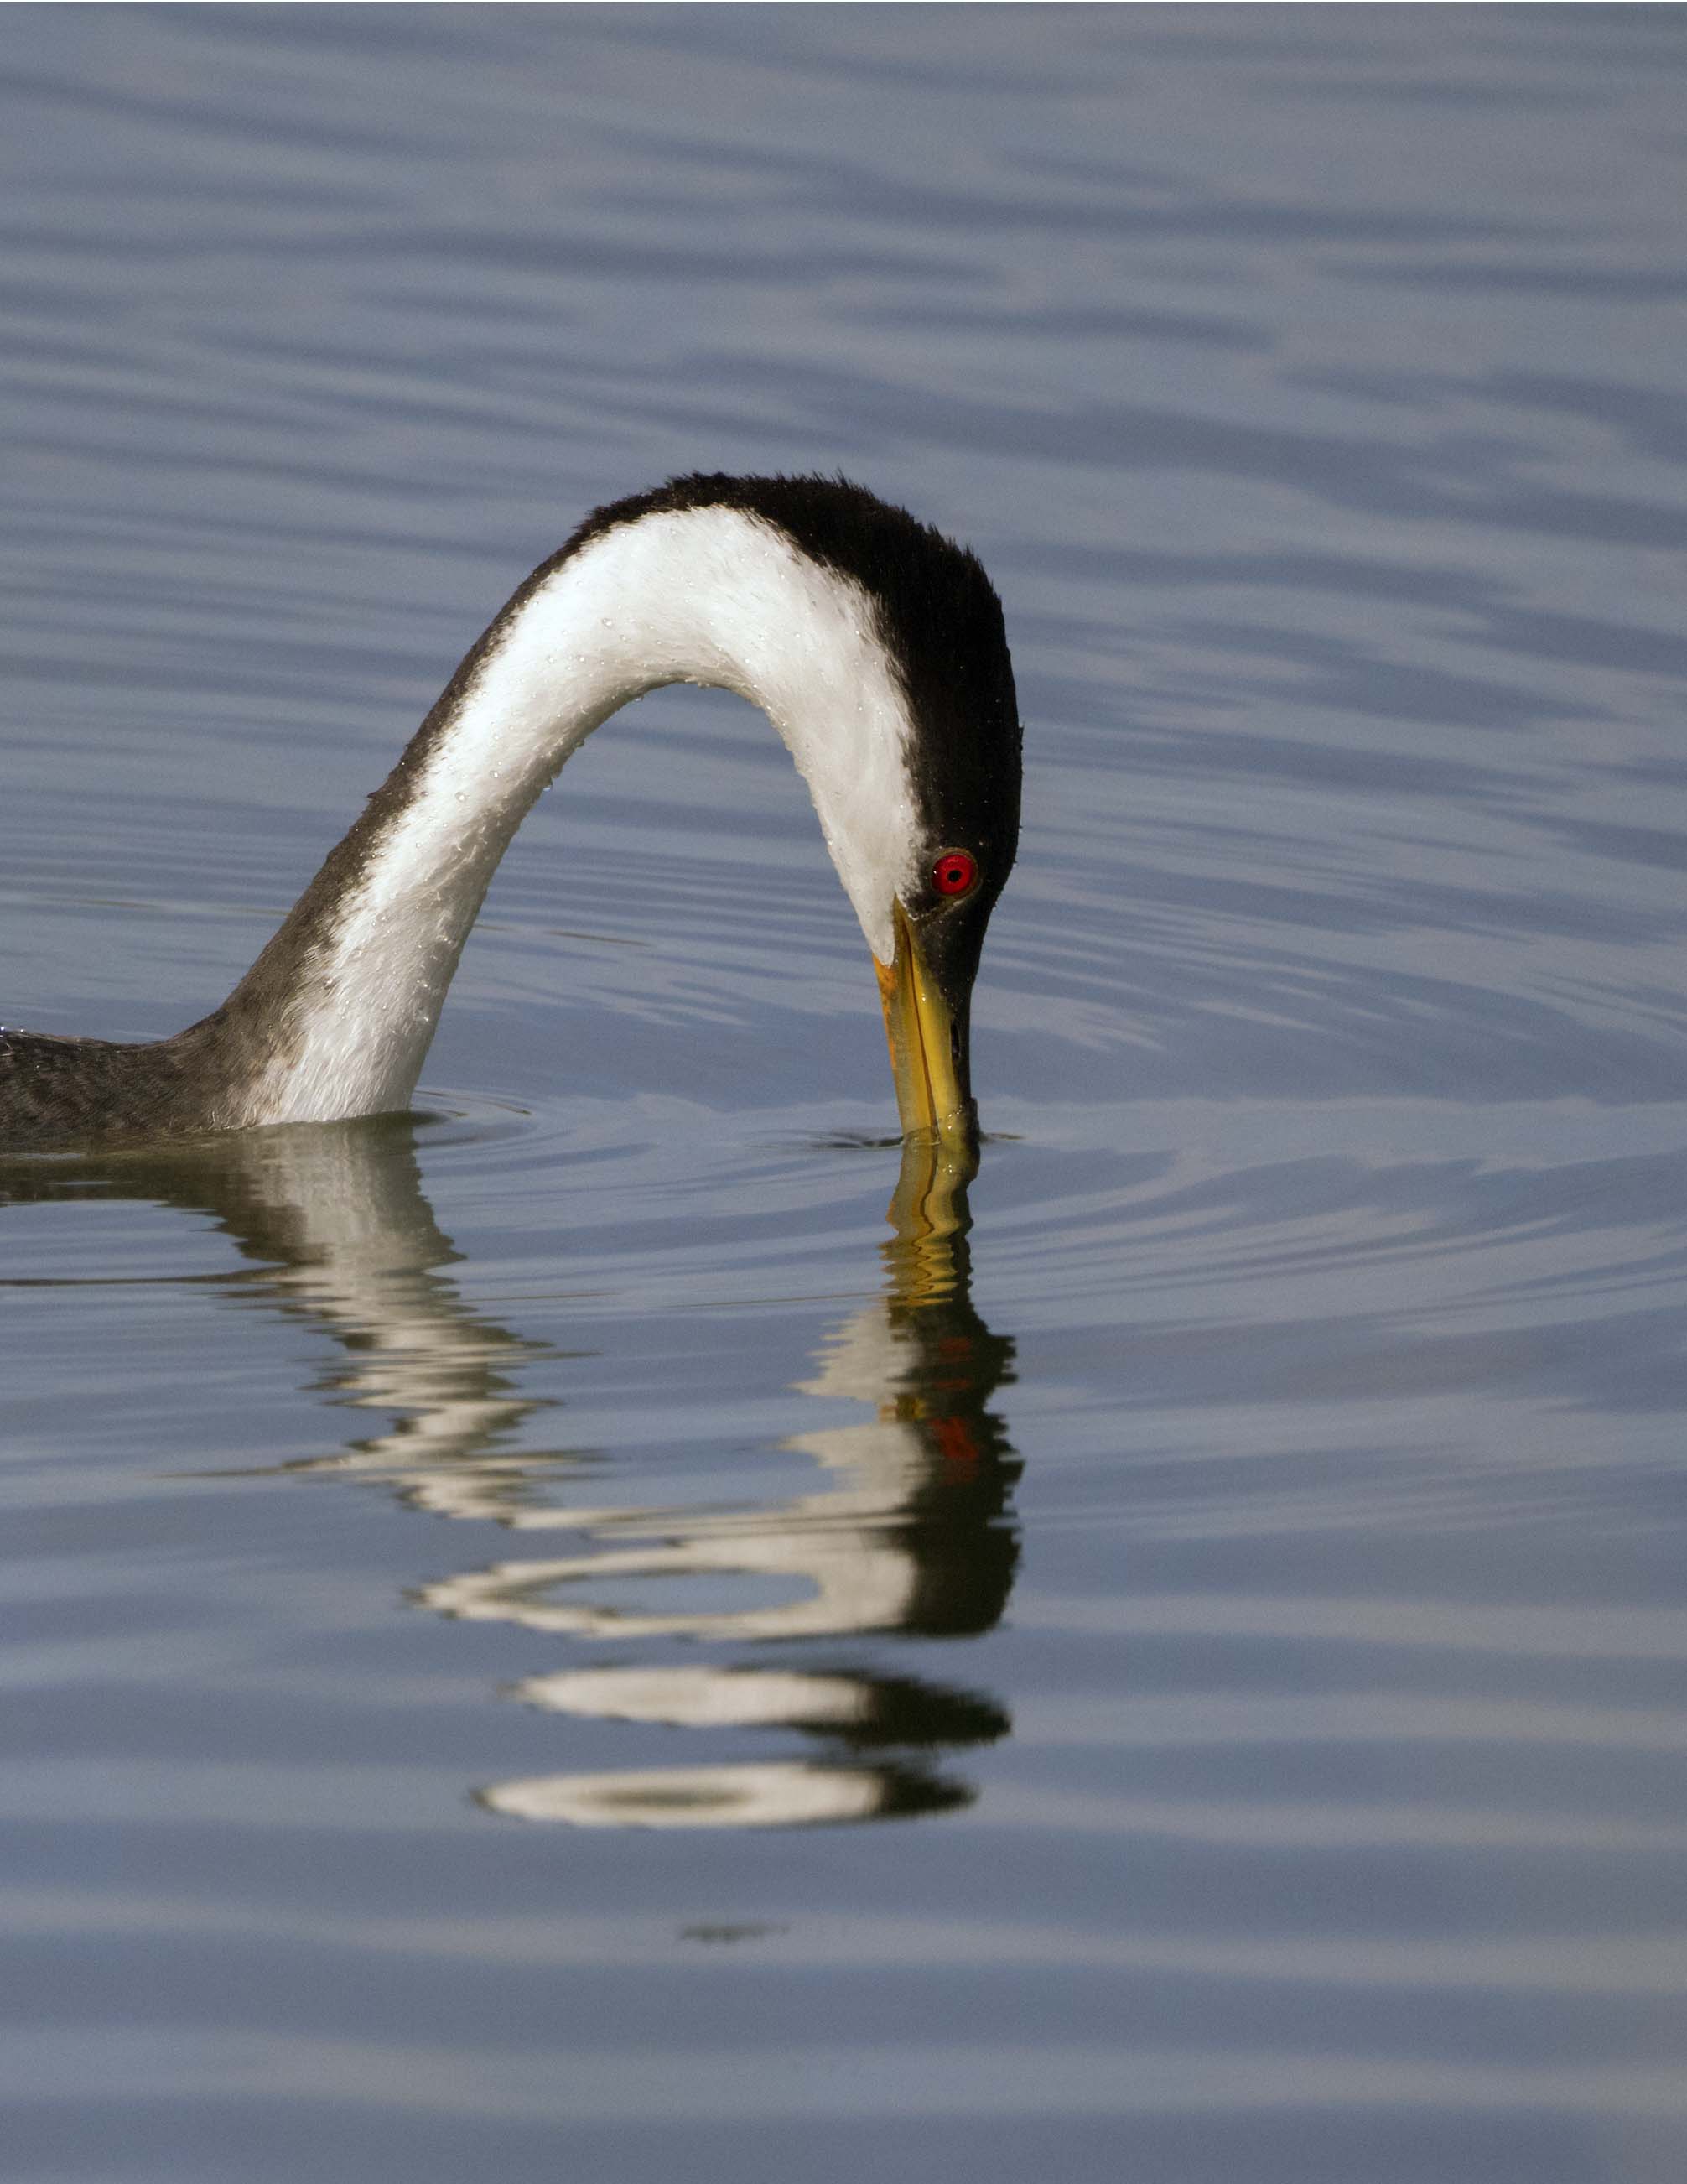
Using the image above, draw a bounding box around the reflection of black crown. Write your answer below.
[901,1513,1022,1639]
[807,1672,1011,1752]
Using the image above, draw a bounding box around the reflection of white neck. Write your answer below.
[282,1204,937,1642]
[254,508,917,1126]
[232,1124,545,1474]
[485,1761,890,1829]
[421,1292,931,1641]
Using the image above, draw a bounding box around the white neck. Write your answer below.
[247,507,920,1126]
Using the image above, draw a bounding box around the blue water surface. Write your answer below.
[3,8,1687,2181]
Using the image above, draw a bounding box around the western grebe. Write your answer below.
[0,474,1021,1149]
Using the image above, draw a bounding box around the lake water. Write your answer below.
[3,6,1687,2178]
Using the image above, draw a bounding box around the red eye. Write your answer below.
[932,850,978,897]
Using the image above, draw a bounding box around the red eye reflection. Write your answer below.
[932,850,978,897]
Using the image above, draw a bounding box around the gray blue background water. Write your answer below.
[3,5,1687,2177]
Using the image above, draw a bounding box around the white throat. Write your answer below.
[250,507,921,1126]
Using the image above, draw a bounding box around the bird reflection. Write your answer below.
[467,1135,1020,1826]
[1,1121,1020,1827]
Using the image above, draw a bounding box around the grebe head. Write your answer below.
[561,475,1023,1140]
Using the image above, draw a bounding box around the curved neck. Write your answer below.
[214,508,916,1127]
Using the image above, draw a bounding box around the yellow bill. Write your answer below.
[874,901,975,1142]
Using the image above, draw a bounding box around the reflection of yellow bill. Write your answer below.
[885,1121,976,1308]
[875,902,972,1140]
